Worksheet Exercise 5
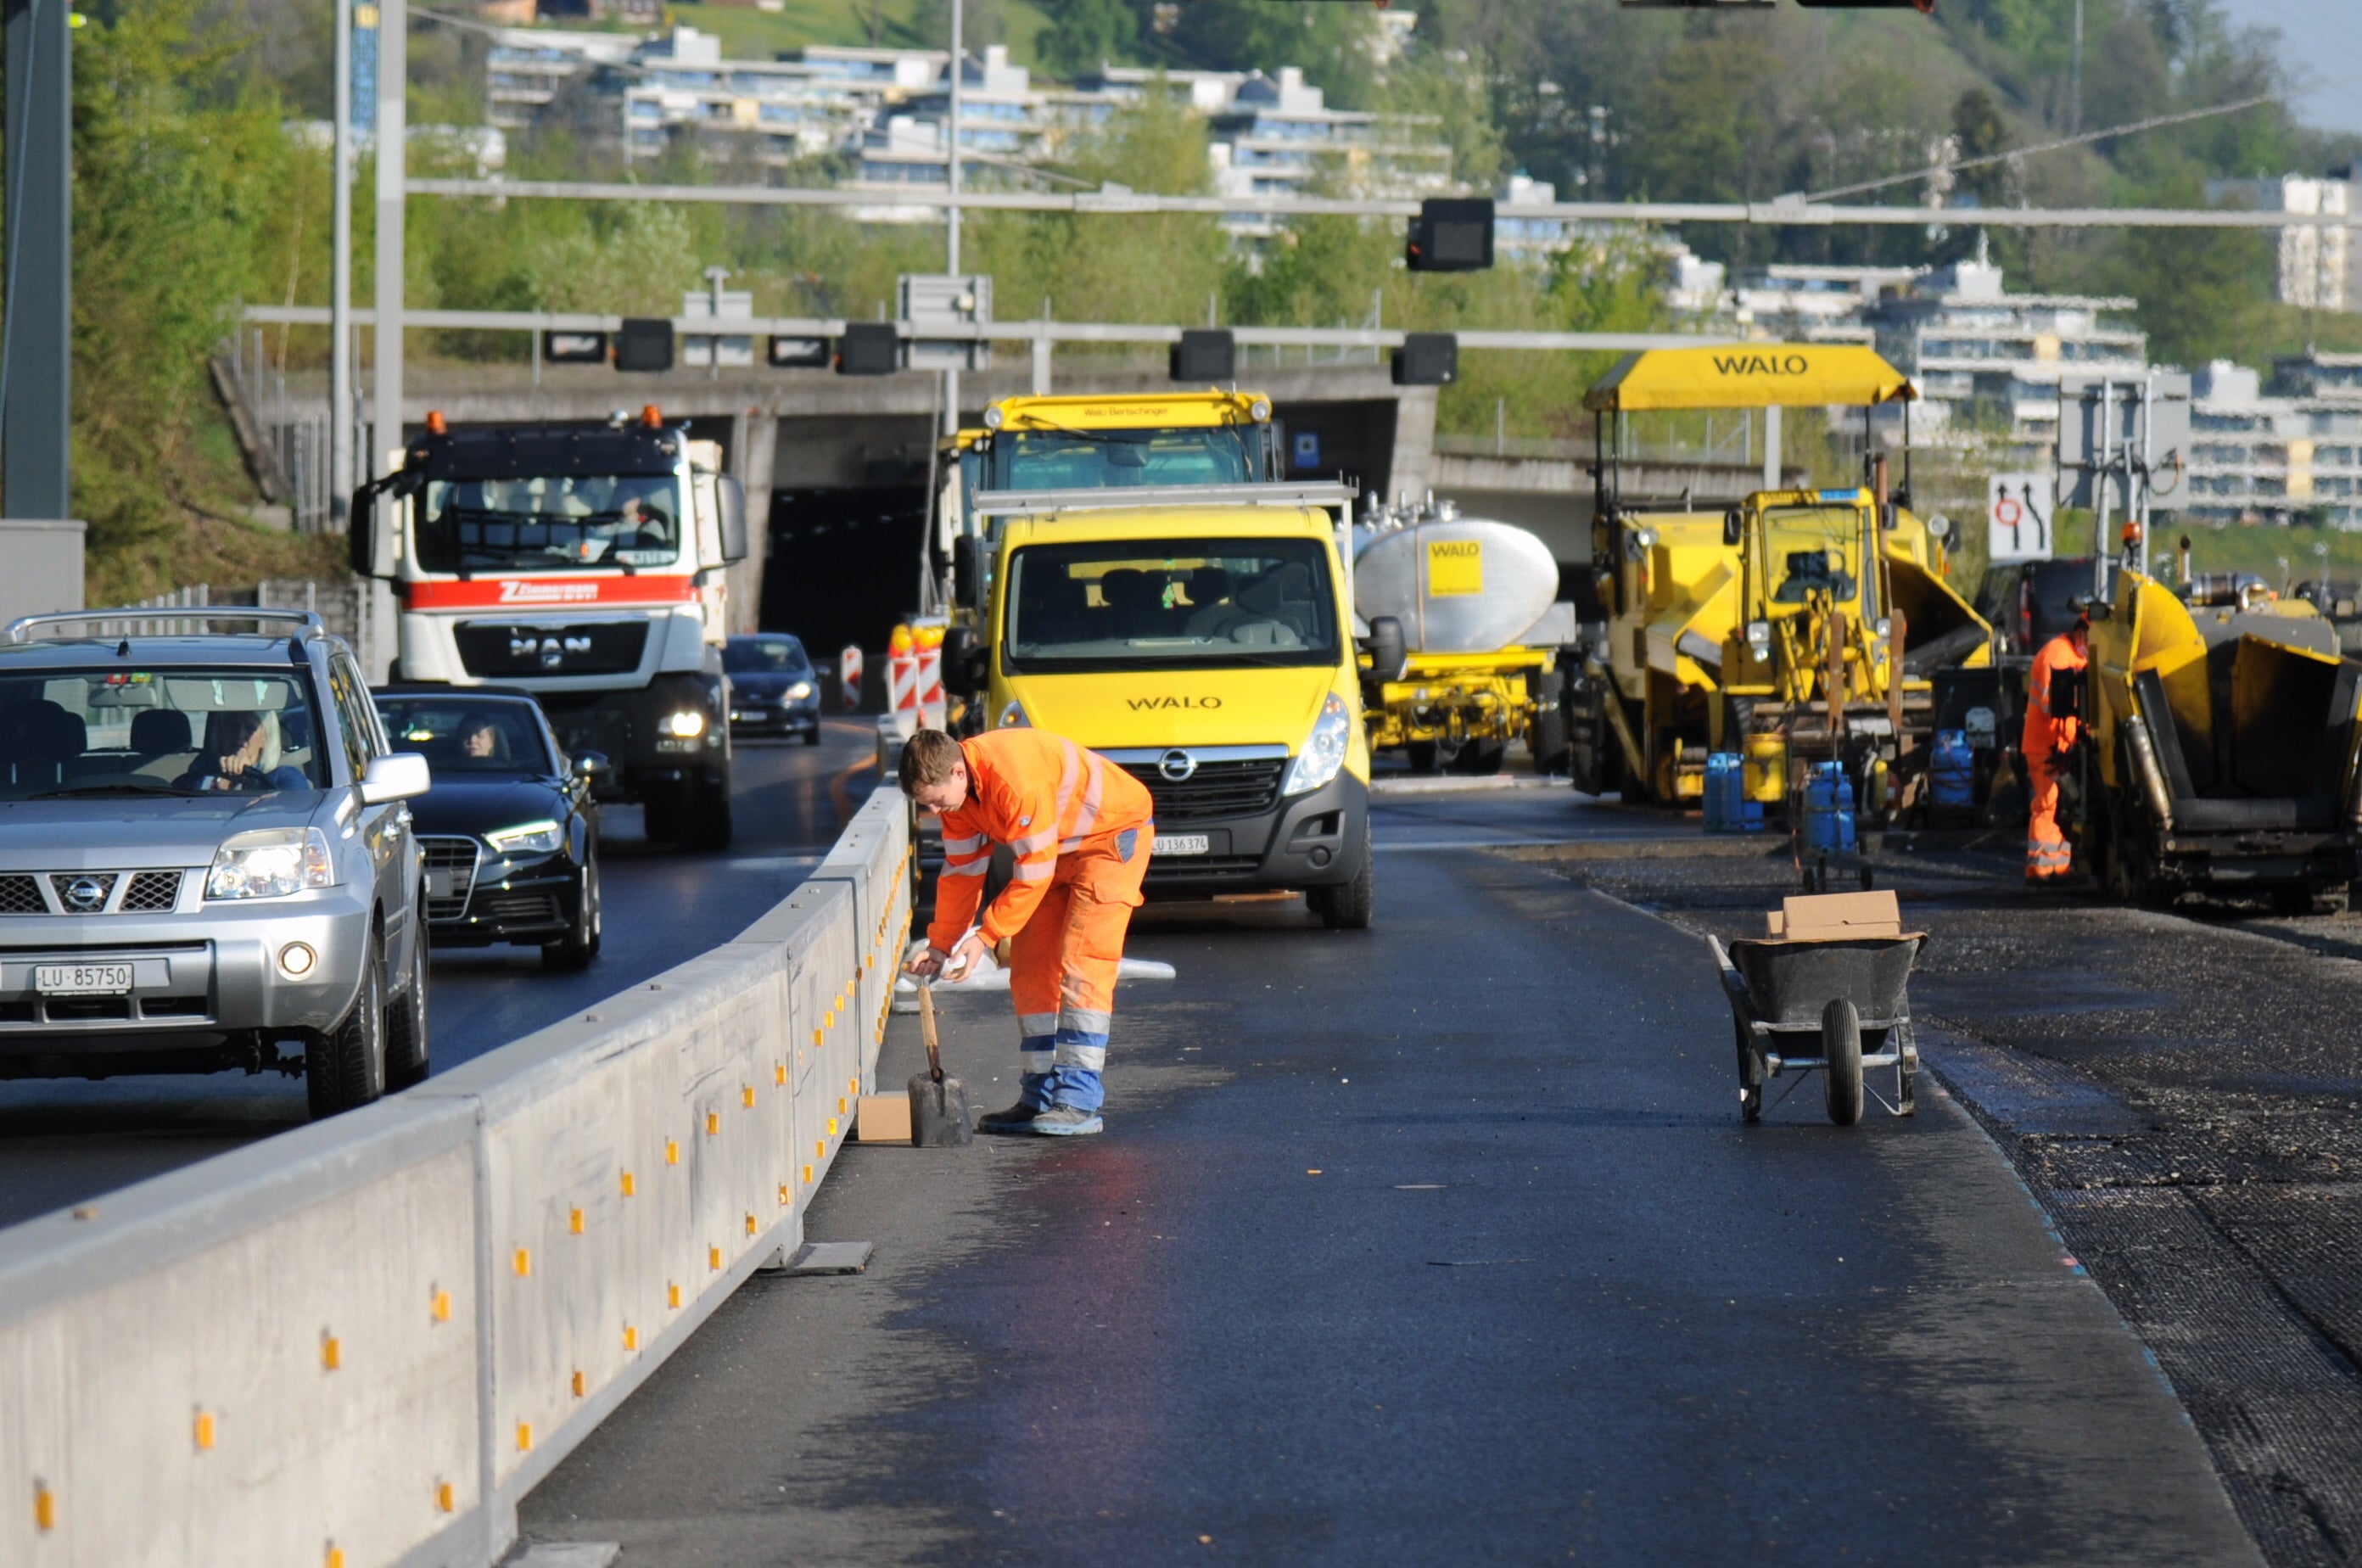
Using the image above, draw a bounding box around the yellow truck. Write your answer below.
[1567,344,1991,810]
[2074,568,2361,909]
[937,391,1377,927]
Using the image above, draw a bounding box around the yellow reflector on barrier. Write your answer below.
[623,1324,638,1351]
[621,1171,635,1198]
[708,1245,722,1271]
[432,1288,452,1324]
[706,1112,720,1136]
[322,1334,341,1371]
[572,1371,585,1397]
[666,1140,680,1166]
[437,1482,455,1514]
[193,1410,215,1451]
[513,1248,531,1277]
[518,1423,532,1453]
[669,1283,681,1308]
[742,1085,756,1108]
[569,1208,584,1235]
[34,1484,55,1532]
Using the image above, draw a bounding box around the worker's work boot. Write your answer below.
[977,1102,1044,1135]
[1029,1104,1105,1137]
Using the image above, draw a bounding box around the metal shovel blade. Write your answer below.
[907,1070,973,1145]
[908,979,972,1145]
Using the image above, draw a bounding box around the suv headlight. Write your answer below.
[207,827,336,899]
[1282,693,1352,797]
[485,820,564,856]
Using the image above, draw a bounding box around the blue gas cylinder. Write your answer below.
[1930,730,1974,809]
[1804,761,1857,854]
[1702,753,1733,831]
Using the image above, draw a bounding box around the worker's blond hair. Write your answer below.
[898,728,966,794]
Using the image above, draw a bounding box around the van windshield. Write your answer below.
[417,473,683,573]
[992,427,1261,490]
[1003,538,1338,673]
[0,668,327,798]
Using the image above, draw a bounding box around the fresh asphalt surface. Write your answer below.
[0,717,877,1231]
[515,786,2261,1565]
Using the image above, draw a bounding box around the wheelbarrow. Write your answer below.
[1707,929,1923,1126]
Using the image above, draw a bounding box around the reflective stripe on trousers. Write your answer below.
[1006,824,1150,1112]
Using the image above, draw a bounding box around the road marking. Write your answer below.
[1374,837,1570,853]
[728,855,824,871]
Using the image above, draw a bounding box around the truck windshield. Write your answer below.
[1004,538,1338,672]
[993,428,1259,490]
[0,668,327,798]
[1762,507,1863,606]
[417,473,684,573]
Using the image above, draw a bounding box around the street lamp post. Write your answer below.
[943,0,962,436]
[330,0,355,524]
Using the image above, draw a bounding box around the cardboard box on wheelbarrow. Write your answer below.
[1762,889,1918,943]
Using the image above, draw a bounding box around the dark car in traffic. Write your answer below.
[724,634,822,744]
[1973,557,2102,658]
[372,686,604,969]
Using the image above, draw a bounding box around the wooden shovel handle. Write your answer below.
[918,981,944,1083]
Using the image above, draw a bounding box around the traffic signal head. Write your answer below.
[835,322,900,376]
[1171,329,1236,383]
[1392,333,1458,388]
[614,318,674,372]
[1407,199,1494,272]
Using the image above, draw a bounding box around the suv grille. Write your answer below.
[0,876,42,914]
[420,837,479,922]
[455,619,649,679]
[1119,759,1286,822]
[120,871,182,912]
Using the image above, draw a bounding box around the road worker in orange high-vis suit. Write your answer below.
[900,727,1154,1137]
[2022,608,2091,883]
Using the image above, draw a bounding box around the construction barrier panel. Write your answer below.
[0,786,913,1568]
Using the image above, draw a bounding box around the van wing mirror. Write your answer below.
[1364,615,1409,686]
[716,474,750,565]
[942,625,988,697]
[952,534,981,610]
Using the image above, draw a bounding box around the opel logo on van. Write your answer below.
[63,876,108,911]
[1158,749,1198,782]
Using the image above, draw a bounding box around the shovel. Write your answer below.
[907,979,973,1146]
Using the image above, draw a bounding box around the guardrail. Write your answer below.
[0,787,913,1567]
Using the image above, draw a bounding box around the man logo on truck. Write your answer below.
[510,633,594,670]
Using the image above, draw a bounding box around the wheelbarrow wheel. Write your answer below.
[1734,1017,1763,1123]
[1822,998,1864,1127]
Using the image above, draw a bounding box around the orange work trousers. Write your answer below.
[2025,748,2070,881]
[1008,822,1151,1112]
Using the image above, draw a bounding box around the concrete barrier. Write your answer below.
[0,787,912,1567]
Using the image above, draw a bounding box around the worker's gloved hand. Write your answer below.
[939,931,992,983]
[2051,746,2076,770]
[902,938,948,978]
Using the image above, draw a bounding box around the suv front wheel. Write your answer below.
[308,935,387,1118]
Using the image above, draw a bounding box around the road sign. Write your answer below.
[1988,473,2053,563]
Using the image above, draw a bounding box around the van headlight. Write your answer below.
[207,827,336,899]
[484,820,564,857]
[1282,693,1352,797]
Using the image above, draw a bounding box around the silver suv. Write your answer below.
[0,609,431,1117]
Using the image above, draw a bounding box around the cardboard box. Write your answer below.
[854,1094,913,1144]
[1767,890,1906,941]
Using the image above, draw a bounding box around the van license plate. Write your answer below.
[36,963,132,995]
[1153,835,1210,857]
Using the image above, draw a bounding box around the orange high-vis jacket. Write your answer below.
[2023,630,2089,758]
[926,729,1154,952]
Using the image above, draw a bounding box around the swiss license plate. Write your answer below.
[35,963,132,995]
[1153,834,1211,857]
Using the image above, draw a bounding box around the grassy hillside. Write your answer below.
[653,0,1052,69]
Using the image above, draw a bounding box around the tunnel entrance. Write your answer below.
[758,486,930,658]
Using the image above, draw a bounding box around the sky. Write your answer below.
[2210,0,2362,137]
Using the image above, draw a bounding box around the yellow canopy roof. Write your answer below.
[1584,344,1918,412]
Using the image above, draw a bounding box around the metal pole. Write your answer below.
[945,0,961,275]
[2068,0,2085,137]
[3,0,70,520]
[2093,381,2113,601]
[2139,371,2155,578]
[372,0,406,477]
[330,0,355,525]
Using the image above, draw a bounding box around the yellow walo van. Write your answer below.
[937,392,1376,927]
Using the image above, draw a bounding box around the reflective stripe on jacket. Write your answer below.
[928,728,1154,951]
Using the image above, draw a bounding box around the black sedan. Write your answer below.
[372,687,604,970]
[725,633,823,744]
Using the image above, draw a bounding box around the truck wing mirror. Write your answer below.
[716,474,750,565]
[349,470,420,580]
[1364,615,1409,685]
[2048,664,2084,723]
[952,534,981,611]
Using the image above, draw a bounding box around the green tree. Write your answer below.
[1034,0,1138,77]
